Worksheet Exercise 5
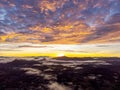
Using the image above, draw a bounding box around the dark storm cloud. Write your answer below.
[0,0,120,44]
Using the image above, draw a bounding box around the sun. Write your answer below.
[57,53,65,57]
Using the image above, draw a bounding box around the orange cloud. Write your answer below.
[0,0,120,44]
[38,0,68,15]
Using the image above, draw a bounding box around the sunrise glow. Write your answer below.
[0,0,120,57]
[0,1,120,90]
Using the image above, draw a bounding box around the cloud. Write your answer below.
[20,68,41,75]
[0,0,120,44]
[18,45,49,48]
[0,49,20,51]
[48,82,71,90]
[81,23,120,43]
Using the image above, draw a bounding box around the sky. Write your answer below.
[0,0,120,57]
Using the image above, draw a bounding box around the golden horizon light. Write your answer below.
[0,43,120,58]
